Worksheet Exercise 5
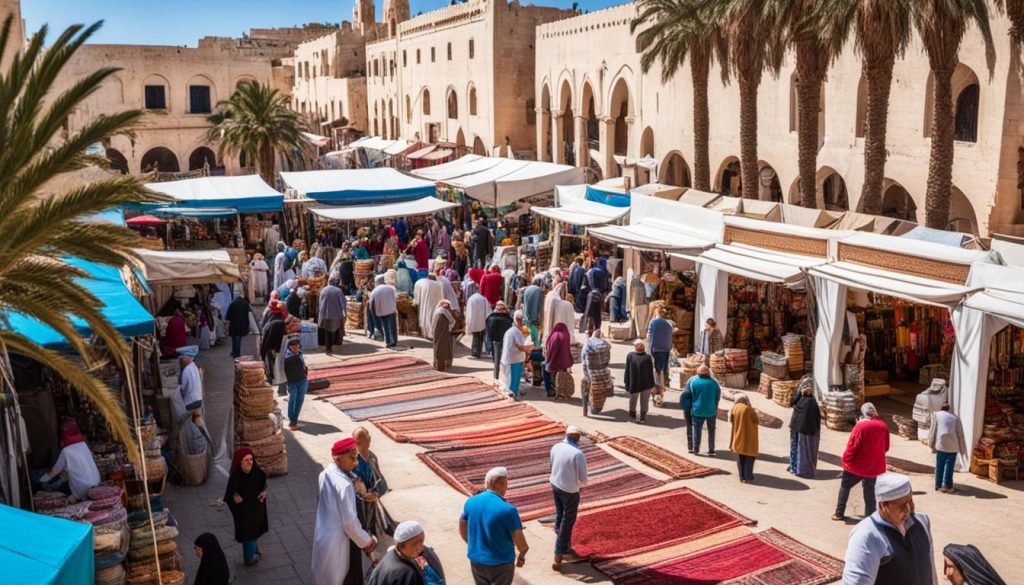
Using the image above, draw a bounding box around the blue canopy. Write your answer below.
[0,504,93,585]
[79,208,126,227]
[3,258,154,347]
[281,168,436,205]
[152,207,238,219]
[585,185,630,208]
[144,176,285,213]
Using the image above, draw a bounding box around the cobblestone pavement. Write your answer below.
[166,326,1024,584]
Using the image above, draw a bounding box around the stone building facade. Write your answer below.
[536,3,1024,237]
[362,0,573,156]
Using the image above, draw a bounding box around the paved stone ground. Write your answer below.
[166,324,1024,584]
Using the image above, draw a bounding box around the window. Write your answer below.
[954,84,980,143]
[469,39,475,59]
[416,49,421,64]
[189,85,211,114]
[423,89,431,116]
[526,99,536,125]
[403,50,407,67]
[431,47,435,62]
[406,95,412,123]
[469,87,477,115]
[447,42,452,61]
[144,85,166,110]
[447,90,458,119]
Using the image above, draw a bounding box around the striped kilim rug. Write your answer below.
[308,356,431,380]
[373,402,561,448]
[569,487,757,560]
[597,528,843,585]
[326,378,504,421]
[603,436,719,480]
[418,435,663,520]
[311,367,450,397]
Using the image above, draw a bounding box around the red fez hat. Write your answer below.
[332,438,356,455]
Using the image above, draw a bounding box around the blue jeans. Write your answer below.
[788,430,799,473]
[231,335,242,358]
[936,451,957,490]
[378,313,397,346]
[242,539,259,563]
[367,308,381,339]
[552,486,580,555]
[692,415,716,454]
[287,379,308,425]
[508,362,524,397]
[611,295,627,321]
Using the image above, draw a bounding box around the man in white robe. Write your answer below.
[414,275,444,340]
[273,241,289,289]
[438,276,460,313]
[544,283,576,343]
[311,438,378,585]
[465,291,490,358]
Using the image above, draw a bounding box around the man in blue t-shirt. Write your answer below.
[459,467,530,585]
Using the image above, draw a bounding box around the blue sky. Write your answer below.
[22,0,617,46]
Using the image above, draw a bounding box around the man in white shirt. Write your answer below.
[41,421,100,501]
[368,281,399,347]
[500,311,534,400]
[549,426,589,570]
[843,472,937,585]
[928,403,967,494]
[177,345,212,446]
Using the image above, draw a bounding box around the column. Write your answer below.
[599,116,615,179]
[551,110,564,164]
[574,115,587,169]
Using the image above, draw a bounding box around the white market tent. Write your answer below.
[589,193,722,254]
[412,154,585,206]
[144,175,284,213]
[531,184,630,226]
[280,168,436,205]
[134,249,241,286]
[677,189,720,207]
[309,197,457,222]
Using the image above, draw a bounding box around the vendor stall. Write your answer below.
[0,503,93,585]
[532,184,630,268]
[281,168,436,205]
[411,154,584,209]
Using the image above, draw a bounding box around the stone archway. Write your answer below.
[540,83,552,162]
[559,79,575,165]
[188,146,218,172]
[659,151,691,187]
[714,156,741,195]
[607,77,632,176]
[816,166,849,211]
[948,185,979,235]
[472,136,486,156]
[106,148,129,174]
[757,161,783,202]
[878,180,918,222]
[141,147,180,173]
[638,126,654,185]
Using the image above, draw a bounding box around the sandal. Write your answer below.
[831,514,845,522]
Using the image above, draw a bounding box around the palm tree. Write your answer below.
[699,0,781,199]
[207,81,307,187]
[780,0,833,208]
[0,18,166,463]
[817,0,916,215]
[631,0,727,191]
[995,0,1024,44]
[916,0,995,229]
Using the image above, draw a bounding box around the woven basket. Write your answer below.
[236,367,267,387]
[570,341,582,364]
[138,421,157,444]
[723,348,748,373]
[128,539,177,561]
[262,450,288,476]
[143,457,166,481]
[177,449,208,487]
[893,415,918,440]
[762,352,789,380]
[95,563,125,585]
[354,259,375,272]
[708,353,727,375]
[236,416,276,442]
[771,380,799,407]
[241,431,285,459]
[130,525,178,550]
[758,372,776,398]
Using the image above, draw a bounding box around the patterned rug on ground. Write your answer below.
[374,403,565,448]
[596,528,843,585]
[418,435,663,520]
[569,486,756,560]
[311,368,451,397]
[326,378,504,421]
[603,436,720,480]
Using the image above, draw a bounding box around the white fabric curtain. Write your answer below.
[950,305,1009,470]
[694,264,728,353]
[811,275,847,398]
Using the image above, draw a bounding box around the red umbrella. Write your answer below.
[126,214,168,226]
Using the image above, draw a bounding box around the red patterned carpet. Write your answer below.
[600,528,844,585]
[418,435,663,520]
[326,377,504,421]
[570,487,756,560]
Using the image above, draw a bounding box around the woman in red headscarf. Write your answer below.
[224,448,269,565]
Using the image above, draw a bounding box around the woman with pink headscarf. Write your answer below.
[544,322,574,399]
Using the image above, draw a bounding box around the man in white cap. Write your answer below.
[176,345,212,445]
[367,520,443,585]
[843,472,937,584]
[460,467,529,585]
[550,426,589,571]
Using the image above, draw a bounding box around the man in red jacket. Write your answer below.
[480,264,504,308]
[833,402,890,521]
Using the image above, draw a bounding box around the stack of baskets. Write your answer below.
[708,352,728,378]
[824,390,858,431]
[678,354,704,386]
[843,363,866,406]
[761,352,789,380]
[125,508,184,585]
[139,420,166,494]
[893,415,918,440]
[234,358,287,476]
[781,334,805,377]
[758,372,776,399]
[771,379,800,407]
[722,348,748,388]
[353,259,375,288]
[347,300,364,330]
[85,485,131,585]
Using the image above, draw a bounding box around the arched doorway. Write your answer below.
[472,136,486,156]
[757,161,783,202]
[924,64,979,140]
[715,157,741,196]
[659,151,691,187]
[816,166,849,211]
[455,128,466,157]
[947,186,979,235]
[106,148,129,174]
[540,83,552,162]
[559,79,575,165]
[141,147,180,173]
[581,81,598,166]
[608,78,631,174]
[188,146,218,172]
[879,180,917,222]
[637,126,654,184]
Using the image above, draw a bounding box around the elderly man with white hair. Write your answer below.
[843,472,937,584]
[833,402,891,521]
[460,467,529,585]
[367,520,446,585]
[550,426,589,571]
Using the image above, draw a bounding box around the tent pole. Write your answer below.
[551,220,561,270]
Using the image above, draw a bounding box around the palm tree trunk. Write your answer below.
[795,41,827,208]
[737,69,760,199]
[925,59,956,229]
[259,142,276,188]
[691,50,711,192]
[859,56,895,216]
